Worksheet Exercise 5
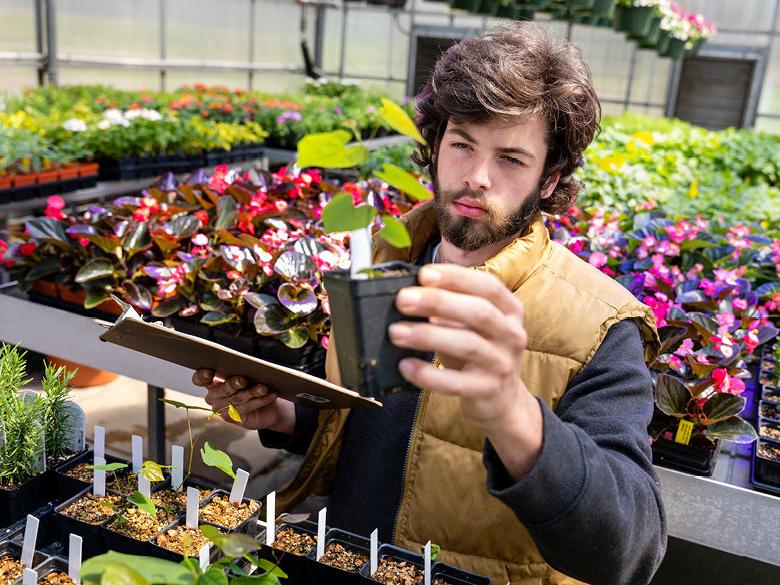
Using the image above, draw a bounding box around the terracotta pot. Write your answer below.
[31,279,60,299]
[57,283,86,306]
[78,162,99,177]
[45,355,119,388]
[94,299,123,316]
[13,173,37,188]
[0,174,12,191]
[59,165,80,181]
[37,169,60,185]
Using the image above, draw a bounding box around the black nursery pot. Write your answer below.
[432,560,493,584]
[54,451,128,501]
[306,528,372,585]
[53,487,117,559]
[651,438,719,477]
[0,470,53,528]
[259,521,318,585]
[0,540,48,573]
[359,543,425,583]
[34,557,71,582]
[323,262,429,399]
[751,438,780,495]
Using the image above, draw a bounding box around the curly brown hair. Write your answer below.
[413,22,601,214]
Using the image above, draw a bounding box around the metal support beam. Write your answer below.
[159,0,167,91]
[248,0,256,90]
[313,4,326,69]
[623,42,638,112]
[34,0,45,86]
[338,3,348,80]
[147,385,166,463]
[44,0,57,85]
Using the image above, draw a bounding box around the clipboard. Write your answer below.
[97,298,381,410]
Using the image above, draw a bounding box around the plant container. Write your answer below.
[651,437,719,476]
[32,557,73,585]
[196,489,262,536]
[432,560,493,584]
[0,471,53,528]
[359,543,424,583]
[53,488,122,558]
[323,262,430,399]
[663,37,687,59]
[259,521,318,585]
[751,438,780,495]
[0,541,48,576]
[306,528,371,585]
[53,450,127,501]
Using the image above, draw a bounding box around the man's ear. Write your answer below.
[541,173,560,200]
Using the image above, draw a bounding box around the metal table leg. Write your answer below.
[147,384,166,462]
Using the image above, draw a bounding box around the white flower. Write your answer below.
[97,119,110,130]
[103,108,124,121]
[125,109,141,120]
[63,118,87,132]
[140,109,162,121]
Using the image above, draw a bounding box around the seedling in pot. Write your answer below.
[59,492,123,525]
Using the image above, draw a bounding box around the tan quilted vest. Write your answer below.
[277,201,660,584]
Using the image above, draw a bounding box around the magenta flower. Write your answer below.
[588,251,607,268]
[712,368,745,395]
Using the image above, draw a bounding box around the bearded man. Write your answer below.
[195,22,666,585]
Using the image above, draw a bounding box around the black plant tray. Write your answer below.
[258,521,318,584]
[0,471,55,528]
[53,451,127,502]
[651,438,719,476]
[306,527,372,585]
[750,439,780,496]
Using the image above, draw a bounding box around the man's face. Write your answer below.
[433,116,555,251]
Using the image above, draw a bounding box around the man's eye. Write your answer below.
[452,142,470,149]
[502,156,523,167]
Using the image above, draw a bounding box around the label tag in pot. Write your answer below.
[61,402,86,452]
[229,468,250,504]
[93,456,106,496]
[370,529,378,576]
[316,507,326,561]
[350,227,372,278]
[186,487,199,528]
[265,491,276,546]
[22,569,37,585]
[138,474,151,498]
[675,419,694,445]
[131,435,143,473]
[93,426,105,460]
[69,534,83,583]
[199,544,210,571]
[424,541,431,585]
[21,514,39,568]
[171,445,184,491]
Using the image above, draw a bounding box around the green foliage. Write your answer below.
[41,361,77,460]
[200,441,236,480]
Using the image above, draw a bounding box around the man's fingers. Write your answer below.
[203,375,249,401]
[193,368,215,387]
[229,384,271,405]
[396,357,493,397]
[233,394,278,417]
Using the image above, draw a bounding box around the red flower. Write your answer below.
[19,242,37,257]
[711,368,745,395]
[195,210,209,225]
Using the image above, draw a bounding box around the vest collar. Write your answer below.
[373,199,551,293]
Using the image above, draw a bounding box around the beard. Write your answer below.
[432,180,542,252]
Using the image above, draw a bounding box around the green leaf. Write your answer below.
[702,393,746,424]
[66,226,122,255]
[278,326,309,349]
[200,441,236,479]
[27,257,61,281]
[81,552,193,585]
[704,418,757,443]
[101,563,149,585]
[167,216,201,239]
[75,258,115,283]
[379,215,411,248]
[686,312,719,336]
[195,568,228,585]
[200,311,239,326]
[127,490,157,517]
[88,462,129,472]
[253,302,296,335]
[321,193,377,234]
[679,239,717,251]
[152,297,185,318]
[653,374,690,417]
[159,398,213,412]
[200,526,259,557]
[124,223,152,258]
[242,557,287,579]
[140,460,166,483]
[85,289,111,309]
[215,197,237,230]
[374,163,432,202]
[26,217,71,247]
[378,97,426,145]
[297,130,368,169]
[430,543,441,561]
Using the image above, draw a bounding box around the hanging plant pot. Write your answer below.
[591,0,614,17]
[450,0,481,11]
[323,262,429,399]
[638,16,662,48]
[685,37,704,57]
[626,6,656,37]
[568,0,595,9]
[496,2,521,18]
[476,0,499,14]
[663,36,687,59]
[656,29,671,55]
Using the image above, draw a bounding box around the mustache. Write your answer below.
[439,188,490,210]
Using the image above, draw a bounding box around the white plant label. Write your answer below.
[229,468,250,504]
[316,507,327,561]
[93,425,105,460]
[171,445,184,491]
[68,534,83,584]
[424,541,431,585]
[370,529,378,576]
[265,491,276,546]
[93,455,106,497]
[186,487,199,528]
[138,475,151,498]
[131,435,143,473]
[199,544,210,571]
[21,515,39,567]
[22,569,37,585]
[350,226,372,278]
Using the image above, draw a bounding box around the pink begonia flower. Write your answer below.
[674,338,694,357]
[588,251,607,268]
[745,329,760,354]
[713,268,739,284]
[716,312,735,328]
[699,278,717,297]
[712,368,745,395]
[664,224,687,244]
[732,298,748,311]
[191,233,208,247]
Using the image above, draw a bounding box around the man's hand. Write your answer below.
[192,369,296,434]
[388,264,543,480]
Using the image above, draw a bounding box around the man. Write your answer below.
[195,23,666,585]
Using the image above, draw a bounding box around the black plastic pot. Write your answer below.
[359,543,424,583]
[259,521,318,585]
[759,400,780,422]
[651,438,719,476]
[323,262,429,399]
[52,449,111,502]
[751,438,780,495]
[150,518,226,562]
[0,471,53,528]
[307,528,371,585]
[0,540,49,573]
[33,557,70,581]
[197,490,262,536]
[97,157,138,181]
[53,488,115,559]
[432,560,493,584]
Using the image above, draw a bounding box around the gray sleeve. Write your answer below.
[483,319,667,585]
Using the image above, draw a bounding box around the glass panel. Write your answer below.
[354,79,406,101]
[0,0,36,52]
[58,67,161,91]
[601,101,626,117]
[677,0,776,32]
[58,0,159,59]
[320,8,344,74]
[754,116,780,135]
[758,41,780,116]
[344,9,394,78]
[629,50,672,106]
[0,66,38,93]
[164,70,251,92]
[573,26,631,101]
[625,104,665,118]
[167,0,250,61]
[248,72,307,94]
[253,0,302,65]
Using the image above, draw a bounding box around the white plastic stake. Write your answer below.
[93,456,106,497]
[93,426,105,460]
[316,507,327,561]
[21,515,39,568]
[68,534,83,584]
[350,226,372,278]
[131,435,143,473]
[138,475,151,498]
[22,569,37,585]
[199,544,210,571]
[171,445,184,491]
[229,468,250,504]
[424,541,431,585]
[186,487,199,529]
[265,491,276,546]
[370,529,378,576]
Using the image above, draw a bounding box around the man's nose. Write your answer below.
[463,157,491,192]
